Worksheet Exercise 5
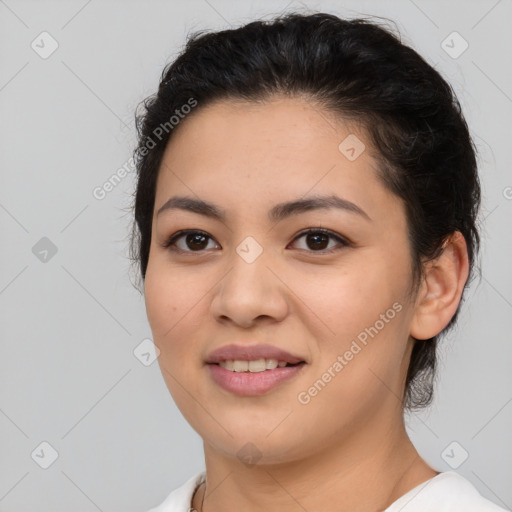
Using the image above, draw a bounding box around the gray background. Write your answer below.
[0,0,511,511]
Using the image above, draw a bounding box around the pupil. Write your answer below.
[187,233,208,250]
[307,232,328,250]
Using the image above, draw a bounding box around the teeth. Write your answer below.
[233,360,249,372]
[219,358,290,372]
[249,359,266,372]
[222,360,234,371]
[266,359,279,370]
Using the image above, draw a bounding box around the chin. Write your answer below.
[201,426,309,466]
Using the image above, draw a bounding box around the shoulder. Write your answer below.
[385,471,508,512]
[145,471,206,512]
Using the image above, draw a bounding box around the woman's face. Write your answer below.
[144,96,418,464]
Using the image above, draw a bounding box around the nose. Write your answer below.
[210,245,289,328]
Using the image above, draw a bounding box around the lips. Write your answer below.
[205,343,306,365]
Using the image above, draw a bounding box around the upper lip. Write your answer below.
[205,344,306,364]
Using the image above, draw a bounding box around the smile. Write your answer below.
[218,358,297,372]
[208,361,307,396]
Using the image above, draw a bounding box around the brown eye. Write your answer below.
[291,228,349,253]
[163,230,219,253]
[305,232,329,250]
[184,232,209,250]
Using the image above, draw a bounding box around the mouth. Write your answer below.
[212,358,305,372]
[205,343,306,366]
[205,344,307,396]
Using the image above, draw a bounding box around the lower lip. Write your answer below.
[207,363,306,396]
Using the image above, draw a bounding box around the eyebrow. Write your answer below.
[156,194,371,223]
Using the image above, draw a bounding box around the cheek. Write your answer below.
[143,263,200,374]
[294,257,403,338]
[144,262,205,408]
[144,256,199,337]
[144,267,174,340]
[294,257,411,395]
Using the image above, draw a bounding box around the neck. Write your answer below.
[194,412,438,512]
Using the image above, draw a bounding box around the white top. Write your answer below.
[146,470,509,511]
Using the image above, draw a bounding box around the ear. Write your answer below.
[410,232,470,340]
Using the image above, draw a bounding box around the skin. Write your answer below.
[143,96,469,512]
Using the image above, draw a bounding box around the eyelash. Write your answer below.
[161,228,351,255]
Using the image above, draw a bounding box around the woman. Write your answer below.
[130,11,506,512]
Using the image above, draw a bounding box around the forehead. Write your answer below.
[168,95,349,155]
[154,96,402,227]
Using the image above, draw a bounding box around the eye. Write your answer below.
[162,230,220,253]
[289,228,350,253]
[162,228,350,255]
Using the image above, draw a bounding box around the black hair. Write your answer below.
[129,11,480,410]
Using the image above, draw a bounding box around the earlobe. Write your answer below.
[410,232,470,340]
